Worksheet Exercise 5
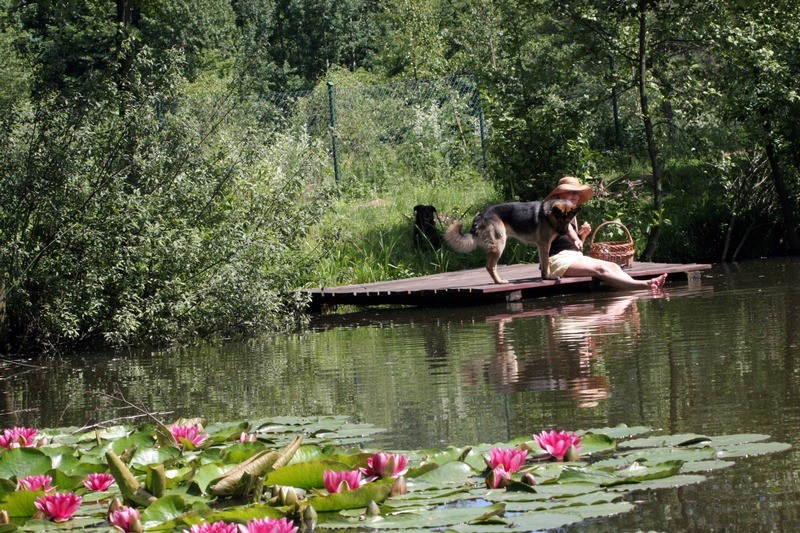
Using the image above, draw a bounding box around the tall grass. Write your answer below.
[302,173,506,287]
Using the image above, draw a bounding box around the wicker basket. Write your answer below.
[588,221,635,268]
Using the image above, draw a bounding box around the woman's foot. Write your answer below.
[647,273,668,292]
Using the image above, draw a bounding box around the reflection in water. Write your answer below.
[1,259,800,531]
[463,294,662,408]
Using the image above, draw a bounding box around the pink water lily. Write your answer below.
[34,492,82,522]
[239,432,257,443]
[486,448,528,473]
[169,423,207,447]
[84,472,115,491]
[533,430,583,461]
[109,506,141,532]
[19,474,52,491]
[361,452,409,480]
[0,427,39,449]
[485,466,512,489]
[323,469,363,493]
[189,521,238,533]
[244,517,299,533]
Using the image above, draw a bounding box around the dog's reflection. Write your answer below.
[462,294,647,407]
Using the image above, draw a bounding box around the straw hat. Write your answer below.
[545,176,594,205]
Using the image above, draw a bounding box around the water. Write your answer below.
[1,257,799,530]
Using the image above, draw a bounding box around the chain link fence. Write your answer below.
[249,75,487,191]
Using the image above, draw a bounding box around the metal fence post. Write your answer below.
[327,82,341,185]
[477,88,488,174]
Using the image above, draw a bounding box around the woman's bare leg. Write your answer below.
[564,256,667,291]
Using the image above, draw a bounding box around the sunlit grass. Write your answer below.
[302,174,504,286]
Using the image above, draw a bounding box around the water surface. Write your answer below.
[1,257,799,530]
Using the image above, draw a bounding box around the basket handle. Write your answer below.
[589,221,633,246]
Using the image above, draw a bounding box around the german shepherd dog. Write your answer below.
[444,199,578,284]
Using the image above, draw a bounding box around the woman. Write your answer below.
[546,176,667,292]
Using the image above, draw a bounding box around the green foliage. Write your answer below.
[0,50,333,350]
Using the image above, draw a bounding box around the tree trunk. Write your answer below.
[0,275,7,352]
[636,1,664,261]
[764,136,800,253]
[116,0,134,103]
[721,215,736,263]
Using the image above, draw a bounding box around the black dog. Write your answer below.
[413,204,441,250]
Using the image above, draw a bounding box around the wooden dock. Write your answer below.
[303,261,712,310]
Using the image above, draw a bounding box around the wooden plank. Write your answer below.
[303,261,712,310]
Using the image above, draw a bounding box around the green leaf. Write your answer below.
[606,460,683,485]
[287,444,328,465]
[557,466,618,485]
[221,442,268,464]
[415,461,474,485]
[0,490,39,518]
[131,446,182,468]
[680,460,736,473]
[265,459,352,489]
[583,425,652,439]
[140,494,195,529]
[441,506,586,531]
[111,431,158,456]
[420,446,471,466]
[608,474,707,492]
[204,504,284,523]
[715,441,792,458]
[619,433,709,449]
[194,464,227,495]
[0,448,52,479]
[579,433,617,454]
[309,479,393,512]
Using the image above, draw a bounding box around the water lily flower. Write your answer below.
[486,448,528,473]
[19,474,52,491]
[0,427,39,449]
[84,472,115,491]
[169,423,207,447]
[533,430,583,462]
[34,492,82,522]
[109,506,141,532]
[485,466,512,489]
[189,522,238,533]
[361,452,409,480]
[323,469,363,493]
[244,517,299,533]
[239,431,259,443]
[390,476,408,497]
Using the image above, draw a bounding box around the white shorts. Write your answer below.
[548,250,584,278]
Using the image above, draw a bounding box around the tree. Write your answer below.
[711,0,800,253]
[376,0,446,80]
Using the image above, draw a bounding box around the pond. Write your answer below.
[1,256,799,530]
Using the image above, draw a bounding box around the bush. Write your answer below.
[0,65,333,352]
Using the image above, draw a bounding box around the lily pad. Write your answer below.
[309,479,393,512]
[415,461,475,485]
[266,459,354,489]
[0,448,52,479]
[715,441,792,458]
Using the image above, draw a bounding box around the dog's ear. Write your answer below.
[414,205,422,212]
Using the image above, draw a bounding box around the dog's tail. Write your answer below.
[443,221,477,253]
